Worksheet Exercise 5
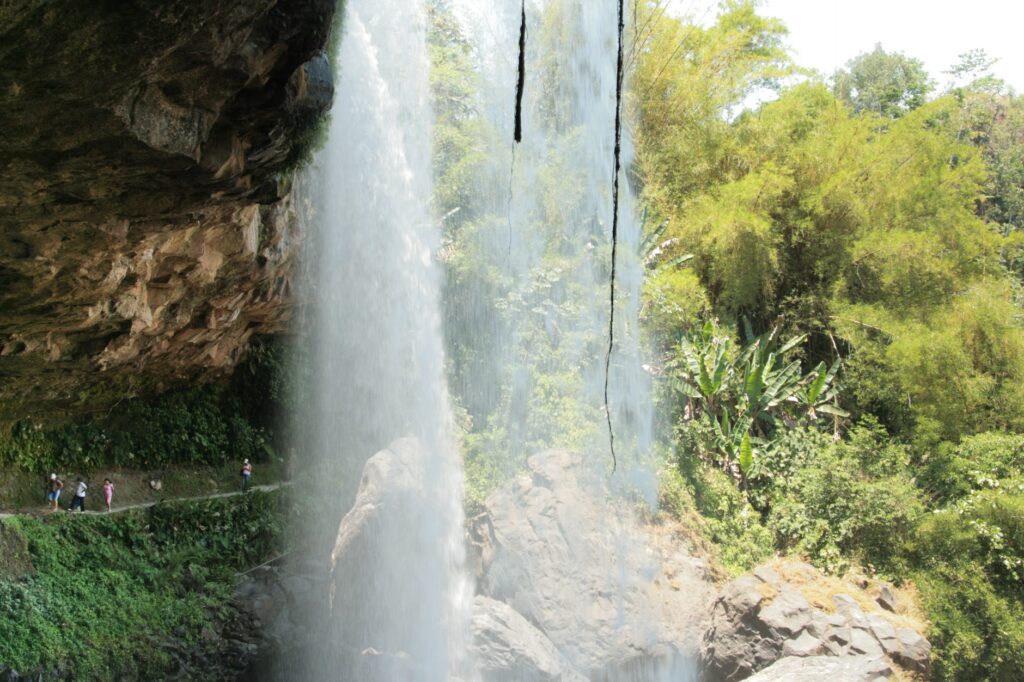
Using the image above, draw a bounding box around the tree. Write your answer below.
[832,44,933,118]
[631,0,792,219]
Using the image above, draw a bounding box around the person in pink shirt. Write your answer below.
[240,459,253,492]
[103,478,114,513]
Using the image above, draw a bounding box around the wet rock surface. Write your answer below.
[471,450,714,680]
[742,655,893,682]
[700,561,931,681]
[472,595,585,682]
[0,0,338,420]
[0,665,45,682]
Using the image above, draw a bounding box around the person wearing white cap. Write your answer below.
[240,458,253,492]
[47,473,64,511]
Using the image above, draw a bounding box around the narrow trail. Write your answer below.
[0,482,290,521]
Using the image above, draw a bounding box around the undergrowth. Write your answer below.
[0,491,285,679]
[0,338,288,474]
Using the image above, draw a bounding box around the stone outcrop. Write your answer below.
[0,665,43,682]
[742,655,893,682]
[234,561,327,658]
[472,595,585,682]
[471,449,714,680]
[0,0,338,420]
[700,562,931,681]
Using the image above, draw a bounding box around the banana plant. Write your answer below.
[738,325,806,429]
[640,207,693,270]
[676,320,733,414]
[669,318,849,482]
[791,359,849,421]
[707,407,753,466]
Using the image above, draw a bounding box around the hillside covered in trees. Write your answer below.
[634,2,1024,679]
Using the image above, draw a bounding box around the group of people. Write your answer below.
[44,459,255,514]
[47,474,114,513]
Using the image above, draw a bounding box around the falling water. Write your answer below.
[296,0,471,678]
[437,0,692,678]
[292,0,691,679]
[446,0,654,487]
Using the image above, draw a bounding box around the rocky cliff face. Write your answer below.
[0,0,338,420]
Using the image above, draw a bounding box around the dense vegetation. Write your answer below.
[426,0,1024,677]
[429,1,622,508]
[0,491,285,679]
[0,338,289,474]
[630,1,1024,678]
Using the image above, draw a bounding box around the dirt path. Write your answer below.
[0,482,290,521]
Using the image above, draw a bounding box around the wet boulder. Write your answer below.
[472,449,713,678]
[472,595,585,682]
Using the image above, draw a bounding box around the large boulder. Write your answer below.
[742,655,892,682]
[324,437,467,680]
[472,450,713,679]
[700,562,931,681]
[472,595,586,682]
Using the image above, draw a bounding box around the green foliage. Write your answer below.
[906,431,1024,680]
[920,432,1024,504]
[0,340,286,473]
[666,319,844,476]
[633,0,791,217]
[641,266,709,345]
[832,44,933,118]
[0,492,284,679]
[666,451,774,575]
[840,282,1024,440]
[635,3,1024,678]
[913,562,1024,682]
[765,419,924,575]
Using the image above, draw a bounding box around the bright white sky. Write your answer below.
[680,0,1024,92]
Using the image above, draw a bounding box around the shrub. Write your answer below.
[913,561,1024,681]
[919,432,1024,504]
[766,419,924,575]
[0,492,284,678]
[673,450,775,574]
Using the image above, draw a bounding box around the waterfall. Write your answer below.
[293,0,671,679]
[298,0,471,678]
[445,0,654,490]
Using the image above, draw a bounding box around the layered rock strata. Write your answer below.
[0,0,337,419]
[700,561,931,681]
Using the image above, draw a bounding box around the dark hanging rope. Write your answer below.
[604,0,625,473]
[508,2,526,256]
[514,1,526,143]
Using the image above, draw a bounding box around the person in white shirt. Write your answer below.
[68,477,88,512]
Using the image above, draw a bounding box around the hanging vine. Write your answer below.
[603,0,626,472]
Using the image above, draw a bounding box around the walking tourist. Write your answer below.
[47,473,63,511]
[68,477,88,512]
[241,459,253,492]
[103,478,114,512]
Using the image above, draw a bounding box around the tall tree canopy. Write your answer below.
[832,44,933,118]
